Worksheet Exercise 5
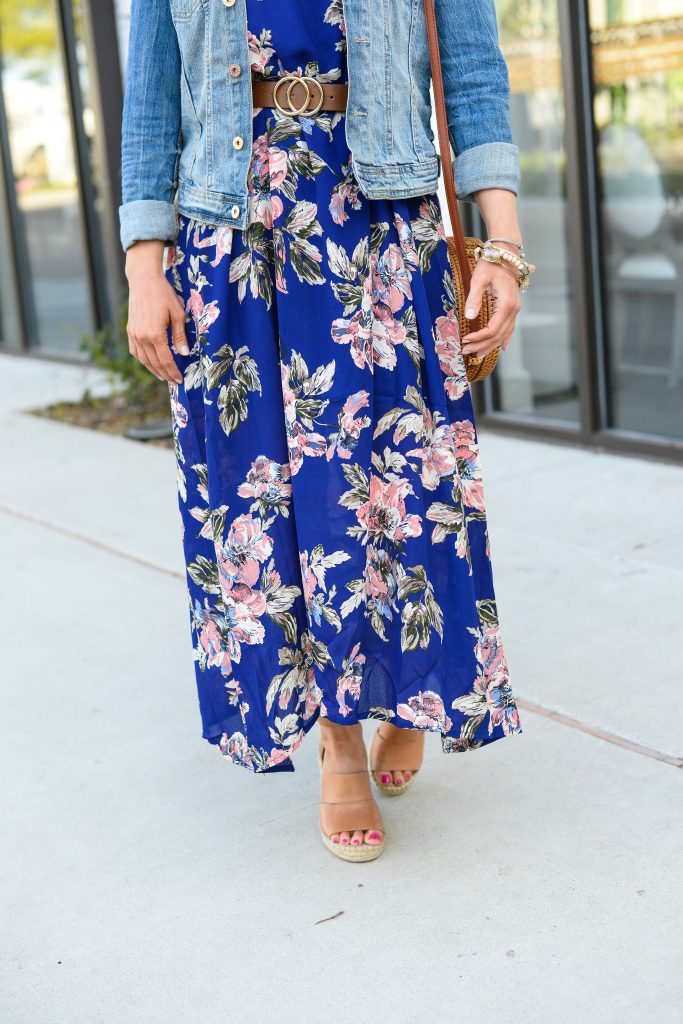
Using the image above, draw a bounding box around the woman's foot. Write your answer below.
[319,720,384,850]
[370,721,425,794]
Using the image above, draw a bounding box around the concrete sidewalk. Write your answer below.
[1,355,681,1024]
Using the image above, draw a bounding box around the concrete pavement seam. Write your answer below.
[3,501,681,770]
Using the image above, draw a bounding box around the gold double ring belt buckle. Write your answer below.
[272,75,325,117]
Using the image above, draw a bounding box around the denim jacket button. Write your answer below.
[230,205,240,218]
[228,63,241,78]
[232,136,244,150]
[222,0,236,6]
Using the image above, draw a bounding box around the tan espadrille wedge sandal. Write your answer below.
[369,724,425,797]
[318,745,385,862]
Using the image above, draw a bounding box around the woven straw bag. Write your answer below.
[424,0,500,383]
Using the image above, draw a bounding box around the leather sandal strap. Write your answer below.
[319,745,383,834]
[370,728,424,773]
[320,798,384,835]
[320,765,372,803]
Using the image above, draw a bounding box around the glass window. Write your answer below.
[0,0,94,354]
[590,0,683,440]
[490,0,579,425]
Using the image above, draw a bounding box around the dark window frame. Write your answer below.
[474,0,683,465]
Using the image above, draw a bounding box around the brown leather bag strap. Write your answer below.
[423,0,472,294]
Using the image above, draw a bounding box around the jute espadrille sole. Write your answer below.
[369,766,417,798]
[320,830,384,862]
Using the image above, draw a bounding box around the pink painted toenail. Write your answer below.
[352,838,361,845]
[341,838,348,845]
[332,836,339,844]
[368,833,379,841]
[381,774,391,784]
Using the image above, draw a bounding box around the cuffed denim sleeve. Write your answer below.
[118,0,182,251]
[435,0,520,198]
[455,142,520,201]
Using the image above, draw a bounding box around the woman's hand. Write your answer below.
[125,240,188,384]
[462,187,525,358]
[461,254,521,358]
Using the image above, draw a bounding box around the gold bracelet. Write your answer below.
[474,243,536,292]
[486,236,525,257]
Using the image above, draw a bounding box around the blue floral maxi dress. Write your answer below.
[163,0,523,773]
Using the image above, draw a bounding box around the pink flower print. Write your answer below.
[299,551,318,607]
[329,179,362,225]
[219,513,273,588]
[336,643,366,717]
[456,522,469,561]
[448,419,484,509]
[248,31,274,74]
[186,289,220,337]
[452,419,478,461]
[460,474,485,512]
[397,689,452,732]
[416,198,446,241]
[363,546,399,620]
[237,456,292,514]
[197,611,232,676]
[357,475,422,544]
[326,390,371,460]
[169,384,188,430]
[333,270,407,372]
[249,137,287,228]
[393,213,419,268]
[373,243,412,313]
[230,581,267,618]
[219,730,253,767]
[281,364,327,475]
[372,301,406,365]
[222,592,266,662]
[489,688,520,735]
[469,626,519,736]
[266,747,293,769]
[475,625,507,689]
[434,311,468,401]
[192,224,233,267]
[331,303,373,371]
[299,633,324,720]
[407,415,457,490]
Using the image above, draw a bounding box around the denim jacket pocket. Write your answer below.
[169,0,205,22]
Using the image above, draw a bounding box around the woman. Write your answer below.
[120,0,525,862]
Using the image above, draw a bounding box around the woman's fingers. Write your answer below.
[169,297,190,357]
[461,263,522,355]
[464,278,484,321]
[462,308,512,350]
[145,333,184,384]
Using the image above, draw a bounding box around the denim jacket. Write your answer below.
[119,0,519,251]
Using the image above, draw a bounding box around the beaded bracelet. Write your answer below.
[474,243,536,292]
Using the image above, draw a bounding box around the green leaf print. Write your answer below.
[339,462,370,509]
[411,198,443,275]
[207,345,262,439]
[398,565,444,652]
[187,556,221,595]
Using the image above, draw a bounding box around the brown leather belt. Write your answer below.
[252,75,348,116]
